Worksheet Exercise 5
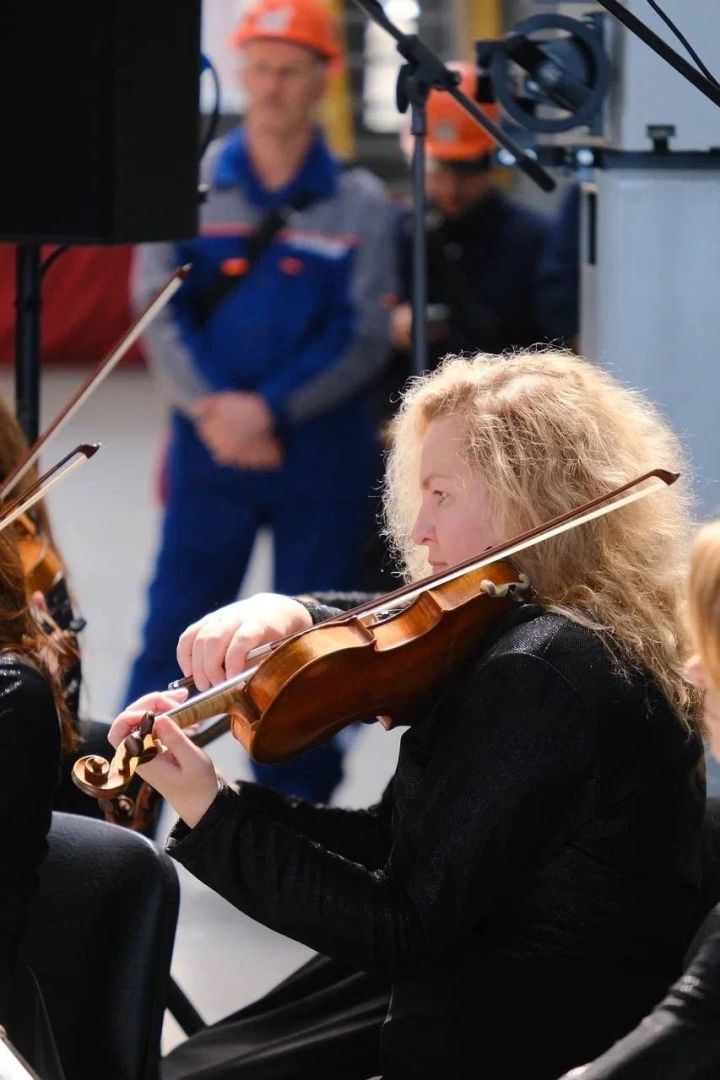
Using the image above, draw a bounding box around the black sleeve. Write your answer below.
[558,931,720,1078]
[167,651,595,977]
[211,780,393,869]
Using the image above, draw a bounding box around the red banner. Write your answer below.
[0,244,144,366]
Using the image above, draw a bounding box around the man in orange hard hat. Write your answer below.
[390,61,570,372]
[127,0,396,801]
[231,0,342,61]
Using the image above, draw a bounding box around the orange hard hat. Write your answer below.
[230,0,343,65]
[426,62,499,163]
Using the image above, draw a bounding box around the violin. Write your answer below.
[71,468,679,807]
[17,512,64,595]
[1,488,83,682]
[0,447,98,683]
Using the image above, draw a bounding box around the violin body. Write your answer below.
[72,558,528,804]
[17,513,64,595]
[230,558,528,762]
[13,514,84,718]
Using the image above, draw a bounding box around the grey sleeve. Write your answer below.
[284,178,398,424]
[131,242,212,416]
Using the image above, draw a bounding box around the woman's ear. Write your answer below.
[686,654,709,689]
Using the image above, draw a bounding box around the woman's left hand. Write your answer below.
[109,691,220,829]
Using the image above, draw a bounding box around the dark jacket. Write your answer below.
[398,189,554,364]
[0,653,61,1073]
[166,605,704,1078]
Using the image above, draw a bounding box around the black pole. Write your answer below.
[403,68,430,376]
[409,109,427,375]
[14,244,42,442]
[166,976,206,1036]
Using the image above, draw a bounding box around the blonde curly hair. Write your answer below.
[383,350,699,727]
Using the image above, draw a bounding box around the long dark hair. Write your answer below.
[0,527,76,751]
[0,394,56,545]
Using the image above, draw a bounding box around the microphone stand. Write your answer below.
[352,0,556,376]
[594,0,720,109]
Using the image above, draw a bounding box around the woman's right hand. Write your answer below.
[176,593,314,691]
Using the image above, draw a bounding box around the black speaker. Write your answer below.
[0,1,202,243]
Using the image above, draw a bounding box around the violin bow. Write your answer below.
[72,466,679,803]
[0,264,191,503]
[160,468,680,712]
[0,444,100,536]
[240,467,681,659]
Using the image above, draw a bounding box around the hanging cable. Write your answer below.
[644,0,720,90]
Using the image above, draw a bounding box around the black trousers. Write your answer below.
[162,954,389,1079]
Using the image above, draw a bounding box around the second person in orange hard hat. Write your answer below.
[390,62,572,373]
[124,0,397,804]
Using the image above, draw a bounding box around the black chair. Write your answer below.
[25,812,180,1080]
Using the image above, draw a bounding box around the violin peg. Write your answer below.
[124,733,143,759]
[138,711,155,737]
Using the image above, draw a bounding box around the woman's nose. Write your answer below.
[411,507,433,547]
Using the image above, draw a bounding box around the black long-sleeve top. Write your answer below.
[167,605,705,1078]
[397,190,554,363]
[0,654,60,1037]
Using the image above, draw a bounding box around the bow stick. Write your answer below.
[0,444,100,535]
[1,264,190,502]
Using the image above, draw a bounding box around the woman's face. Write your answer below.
[411,416,502,572]
[687,654,720,760]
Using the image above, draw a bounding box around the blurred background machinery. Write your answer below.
[487,1,720,513]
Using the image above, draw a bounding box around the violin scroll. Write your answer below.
[72,711,160,799]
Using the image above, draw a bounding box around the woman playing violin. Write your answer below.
[111,351,705,1079]
[0,525,72,1078]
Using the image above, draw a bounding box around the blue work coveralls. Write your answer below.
[125,129,395,801]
